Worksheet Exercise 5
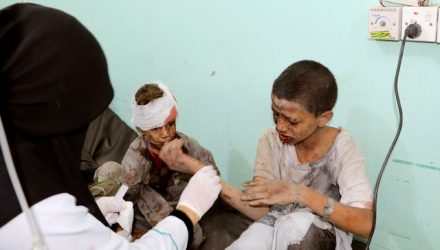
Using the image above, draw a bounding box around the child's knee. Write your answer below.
[94,161,123,182]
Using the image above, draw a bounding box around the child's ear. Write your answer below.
[317,111,333,127]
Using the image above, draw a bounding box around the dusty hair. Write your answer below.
[135,83,164,105]
[272,60,337,116]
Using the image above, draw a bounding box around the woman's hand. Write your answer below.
[159,139,203,174]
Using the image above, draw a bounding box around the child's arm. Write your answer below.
[120,139,147,197]
[241,178,373,238]
[182,134,219,171]
[299,186,372,239]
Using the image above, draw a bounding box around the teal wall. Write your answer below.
[2,1,440,249]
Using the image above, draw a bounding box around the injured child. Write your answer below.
[92,82,251,249]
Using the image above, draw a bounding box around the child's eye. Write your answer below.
[166,121,176,128]
[288,121,298,126]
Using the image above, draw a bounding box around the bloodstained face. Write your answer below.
[271,94,323,145]
[143,120,177,149]
[139,106,178,150]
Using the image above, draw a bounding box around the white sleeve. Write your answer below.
[334,133,373,208]
[0,193,188,250]
[132,216,188,250]
[254,129,278,180]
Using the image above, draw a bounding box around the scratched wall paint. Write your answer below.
[372,158,440,249]
[2,1,440,249]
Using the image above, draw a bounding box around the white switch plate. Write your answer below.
[401,7,438,42]
[436,9,440,43]
[369,7,402,41]
[383,0,419,6]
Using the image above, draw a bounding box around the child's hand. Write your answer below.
[241,179,298,206]
[159,138,184,166]
[160,139,203,174]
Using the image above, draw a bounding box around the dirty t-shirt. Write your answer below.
[254,127,372,248]
[121,131,217,227]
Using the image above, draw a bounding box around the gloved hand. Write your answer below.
[96,196,126,225]
[177,165,222,219]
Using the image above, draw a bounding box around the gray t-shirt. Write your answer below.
[254,127,372,209]
[253,127,372,249]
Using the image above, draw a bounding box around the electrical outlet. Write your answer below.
[401,7,438,42]
[369,7,402,41]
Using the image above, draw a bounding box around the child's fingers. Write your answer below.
[242,180,255,187]
[249,199,270,206]
[160,139,182,160]
[240,190,269,201]
[174,138,184,148]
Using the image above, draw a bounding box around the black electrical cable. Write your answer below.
[365,24,420,249]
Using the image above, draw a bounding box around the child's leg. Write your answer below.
[226,222,274,250]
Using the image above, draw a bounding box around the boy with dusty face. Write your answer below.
[270,61,338,164]
[226,60,373,249]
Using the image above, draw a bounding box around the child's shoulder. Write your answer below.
[127,136,144,150]
[176,131,195,143]
[334,128,356,142]
[258,127,282,144]
[332,127,361,151]
[176,131,203,148]
[260,127,278,139]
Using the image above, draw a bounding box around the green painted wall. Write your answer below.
[2,1,440,249]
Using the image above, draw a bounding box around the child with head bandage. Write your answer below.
[94,82,219,248]
[131,82,178,152]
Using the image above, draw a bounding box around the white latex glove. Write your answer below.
[116,201,134,234]
[177,165,221,219]
[96,196,126,225]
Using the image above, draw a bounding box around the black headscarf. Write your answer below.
[0,3,114,226]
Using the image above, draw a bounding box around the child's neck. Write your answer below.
[295,126,340,164]
[147,142,161,156]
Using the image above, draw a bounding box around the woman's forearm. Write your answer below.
[220,180,269,221]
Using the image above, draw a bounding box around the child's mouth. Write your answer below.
[278,134,290,142]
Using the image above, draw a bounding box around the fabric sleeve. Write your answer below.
[0,193,188,250]
[121,138,148,188]
[253,129,277,180]
[334,133,373,209]
[131,216,188,250]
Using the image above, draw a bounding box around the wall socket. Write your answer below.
[401,7,438,42]
[369,7,402,41]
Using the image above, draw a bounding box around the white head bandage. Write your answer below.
[131,81,178,131]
